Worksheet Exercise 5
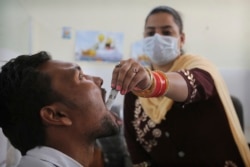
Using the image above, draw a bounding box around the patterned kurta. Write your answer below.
[124,68,244,167]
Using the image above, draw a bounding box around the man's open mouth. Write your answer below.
[101,88,106,103]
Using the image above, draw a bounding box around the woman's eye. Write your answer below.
[146,31,155,37]
[162,31,171,36]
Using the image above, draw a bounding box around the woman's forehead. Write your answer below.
[146,13,175,26]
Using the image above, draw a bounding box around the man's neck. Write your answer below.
[45,129,96,167]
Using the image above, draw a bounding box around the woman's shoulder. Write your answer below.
[176,54,217,70]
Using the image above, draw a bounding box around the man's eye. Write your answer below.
[79,74,84,80]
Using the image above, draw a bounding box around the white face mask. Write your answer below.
[142,33,180,65]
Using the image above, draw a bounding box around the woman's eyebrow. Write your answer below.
[145,25,172,30]
[160,25,172,29]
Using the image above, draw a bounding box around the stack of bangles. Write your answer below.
[133,68,169,98]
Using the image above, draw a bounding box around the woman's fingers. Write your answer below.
[111,63,121,89]
[111,59,151,94]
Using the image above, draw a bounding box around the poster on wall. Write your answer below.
[75,30,124,62]
[130,40,150,67]
[62,27,71,39]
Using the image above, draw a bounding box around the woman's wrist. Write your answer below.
[132,68,169,97]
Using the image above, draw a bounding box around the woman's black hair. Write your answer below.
[145,5,183,33]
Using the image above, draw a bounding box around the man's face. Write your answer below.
[39,60,122,139]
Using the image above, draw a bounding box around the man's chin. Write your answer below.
[99,126,121,139]
[97,115,121,138]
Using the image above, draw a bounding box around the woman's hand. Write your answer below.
[111,59,151,95]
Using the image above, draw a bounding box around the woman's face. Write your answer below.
[144,12,185,49]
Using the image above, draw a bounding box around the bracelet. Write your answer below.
[155,70,169,95]
[150,71,162,97]
[141,67,154,91]
[132,80,155,98]
[133,69,169,97]
[132,68,155,97]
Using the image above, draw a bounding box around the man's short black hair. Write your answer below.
[0,51,62,155]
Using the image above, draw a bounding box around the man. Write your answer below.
[0,51,122,167]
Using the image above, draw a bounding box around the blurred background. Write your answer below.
[0,0,249,142]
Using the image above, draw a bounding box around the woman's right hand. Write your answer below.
[111,58,151,95]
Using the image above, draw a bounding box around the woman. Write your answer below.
[111,5,250,167]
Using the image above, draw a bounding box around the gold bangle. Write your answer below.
[132,68,155,97]
[141,67,154,91]
[133,80,155,97]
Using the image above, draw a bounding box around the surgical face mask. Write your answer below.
[142,34,180,65]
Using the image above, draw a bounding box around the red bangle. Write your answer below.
[132,70,169,98]
[151,71,162,97]
[155,70,169,96]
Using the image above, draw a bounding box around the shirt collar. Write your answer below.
[26,146,83,167]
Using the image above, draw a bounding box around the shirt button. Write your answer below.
[178,151,185,158]
[165,131,170,138]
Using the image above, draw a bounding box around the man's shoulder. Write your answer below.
[18,155,54,167]
[17,146,83,167]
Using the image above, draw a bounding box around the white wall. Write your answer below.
[0,0,30,54]
[1,0,250,141]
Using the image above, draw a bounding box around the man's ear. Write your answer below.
[40,105,72,126]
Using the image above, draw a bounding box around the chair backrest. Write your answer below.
[231,95,244,131]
